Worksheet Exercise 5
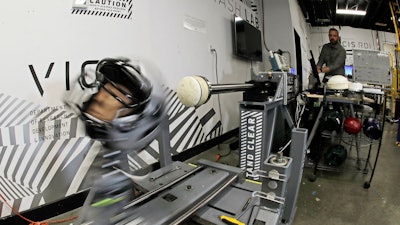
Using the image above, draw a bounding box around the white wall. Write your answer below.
[263,0,295,64]
[289,0,313,90]
[0,0,260,121]
[263,0,314,91]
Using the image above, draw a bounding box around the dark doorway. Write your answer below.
[294,29,302,91]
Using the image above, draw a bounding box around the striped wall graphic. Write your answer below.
[0,93,41,127]
[0,194,44,219]
[0,137,98,217]
[0,137,96,192]
[71,0,133,19]
[0,85,222,216]
[0,94,85,146]
[0,176,37,203]
[0,117,85,146]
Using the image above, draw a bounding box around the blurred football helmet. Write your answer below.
[66,58,167,225]
[363,118,381,140]
[65,58,166,151]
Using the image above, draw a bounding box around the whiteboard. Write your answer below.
[353,49,391,85]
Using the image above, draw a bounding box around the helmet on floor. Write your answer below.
[343,117,362,134]
[324,144,347,167]
[362,118,381,140]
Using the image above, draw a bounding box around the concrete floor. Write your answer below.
[293,122,400,225]
[42,122,400,225]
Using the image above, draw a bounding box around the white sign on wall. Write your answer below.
[353,49,391,85]
[72,0,132,19]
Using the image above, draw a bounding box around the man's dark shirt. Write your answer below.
[317,42,346,76]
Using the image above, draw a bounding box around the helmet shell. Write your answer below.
[363,118,381,140]
[321,110,343,132]
[343,117,362,134]
[65,58,166,151]
[327,75,349,90]
[324,144,347,167]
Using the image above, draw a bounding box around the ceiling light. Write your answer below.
[336,9,366,16]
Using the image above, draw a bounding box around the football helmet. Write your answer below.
[326,75,348,90]
[343,117,362,134]
[363,118,381,140]
[65,58,166,151]
[324,144,347,167]
[321,110,343,132]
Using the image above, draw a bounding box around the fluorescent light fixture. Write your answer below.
[336,9,366,16]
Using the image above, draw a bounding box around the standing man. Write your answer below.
[317,28,346,82]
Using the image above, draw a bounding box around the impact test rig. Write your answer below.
[68,59,307,225]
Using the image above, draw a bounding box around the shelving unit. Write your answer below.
[304,90,385,188]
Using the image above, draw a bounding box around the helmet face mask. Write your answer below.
[79,59,152,113]
[82,82,138,122]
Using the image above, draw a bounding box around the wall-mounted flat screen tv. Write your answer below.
[233,15,263,62]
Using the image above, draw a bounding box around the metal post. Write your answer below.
[158,116,173,167]
[281,128,308,224]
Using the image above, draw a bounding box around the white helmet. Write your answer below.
[326,75,349,90]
